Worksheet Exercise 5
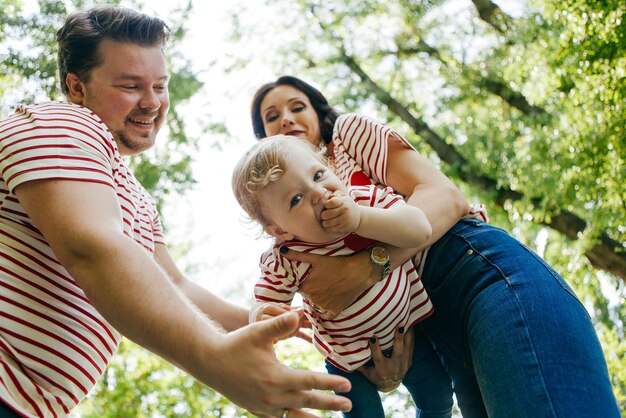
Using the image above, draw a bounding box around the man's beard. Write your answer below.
[113,129,152,154]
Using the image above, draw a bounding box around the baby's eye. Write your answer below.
[313,170,324,181]
[290,194,302,207]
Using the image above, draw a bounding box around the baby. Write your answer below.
[232,135,433,371]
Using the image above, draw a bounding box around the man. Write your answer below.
[0,6,351,418]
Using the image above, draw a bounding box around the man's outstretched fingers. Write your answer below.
[286,367,351,394]
[254,311,301,344]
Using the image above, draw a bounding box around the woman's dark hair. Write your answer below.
[250,76,340,144]
[56,5,170,97]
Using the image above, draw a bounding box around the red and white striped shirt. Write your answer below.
[255,185,433,371]
[0,102,165,417]
[332,113,487,274]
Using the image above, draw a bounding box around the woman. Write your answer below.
[249,76,619,418]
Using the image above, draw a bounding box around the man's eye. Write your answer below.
[290,195,302,207]
[122,85,137,90]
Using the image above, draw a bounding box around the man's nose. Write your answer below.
[139,89,160,111]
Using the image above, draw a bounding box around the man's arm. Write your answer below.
[154,244,248,331]
[15,179,351,417]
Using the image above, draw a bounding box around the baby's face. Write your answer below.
[259,144,347,243]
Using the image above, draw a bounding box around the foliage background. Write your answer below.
[1,0,624,416]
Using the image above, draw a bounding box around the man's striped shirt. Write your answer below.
[0,102,164,417]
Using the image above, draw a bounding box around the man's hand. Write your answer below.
[207,311,352,417]
[253,302,293,322]
[252,303,312,343]
[320,191,361,234]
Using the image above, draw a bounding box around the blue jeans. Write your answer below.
[0,401,20,418]
[326,328,454,418]
[420,218,619,418]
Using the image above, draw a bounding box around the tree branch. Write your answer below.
[391,41,546,116]
[470,0,514,33]
[342,54,626,280]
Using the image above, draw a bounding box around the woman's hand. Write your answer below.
[281,248,379,320]
[358,326,414,392]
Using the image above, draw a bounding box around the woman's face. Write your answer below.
[259,85,322,146]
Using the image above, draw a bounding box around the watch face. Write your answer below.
[371,246,389,264]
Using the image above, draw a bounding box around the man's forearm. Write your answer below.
[177,279,249,331]
[66,234,224,382]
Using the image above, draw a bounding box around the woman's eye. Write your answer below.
[265,113,279,123]
[292,105,305,112]
[290,194,302,208]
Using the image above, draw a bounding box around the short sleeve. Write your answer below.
[333,113,414,185]
[349,184,406,209]
[254,246,301,304]
[0,102,116,193]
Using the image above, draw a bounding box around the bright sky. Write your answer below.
[139,0,282,306]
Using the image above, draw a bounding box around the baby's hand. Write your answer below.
[252,302,292,322]
[321,191,361,234]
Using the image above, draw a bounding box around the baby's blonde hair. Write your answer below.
[232,135,327,228]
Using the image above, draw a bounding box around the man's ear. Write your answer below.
[65,73,85,104]
[264,223,294,241]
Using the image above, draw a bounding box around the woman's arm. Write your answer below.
[289,133,468,315]
[284,133,468,388]
[385,134,469,247]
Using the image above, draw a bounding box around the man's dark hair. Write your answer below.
[250,75,340,144]
[56,5,170,96]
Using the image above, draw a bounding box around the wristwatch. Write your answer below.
[368,245,391,281]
